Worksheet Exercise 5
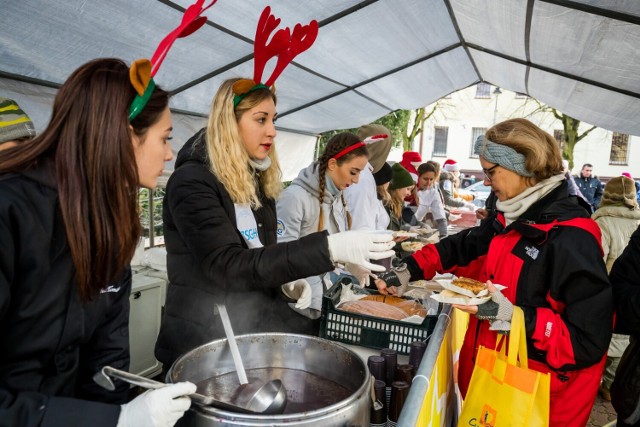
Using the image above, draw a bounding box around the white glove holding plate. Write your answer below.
[327,231,395,272]
[282,279,312,309]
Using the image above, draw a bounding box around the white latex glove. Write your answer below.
[282,279,312,309]
[117,382,196,427]
[464,202,476,211]
[327,231,395,272]
[345,262,371,287]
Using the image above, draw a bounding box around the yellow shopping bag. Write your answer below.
[457,307,550,426]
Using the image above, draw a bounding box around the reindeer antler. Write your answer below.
[232,6,319,107]
[252,6,319,87]
[129,0,217,120]
[150,0,218,76]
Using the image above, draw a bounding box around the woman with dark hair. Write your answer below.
[377,118,612,426]
[0,58,193,426]
[276,132,369,328]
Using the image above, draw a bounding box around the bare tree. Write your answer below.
[520,99,597,169]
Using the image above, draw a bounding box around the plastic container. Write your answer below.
[320,278,439,355]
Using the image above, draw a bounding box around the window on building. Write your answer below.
[475,83,491,98]
[470,127,486,158]
[553,130,564,150]
[610,132,630,165]
[433,126,448,157]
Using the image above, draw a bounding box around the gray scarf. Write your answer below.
[497,174,565,225]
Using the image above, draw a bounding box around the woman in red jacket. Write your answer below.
[378,118,612,426]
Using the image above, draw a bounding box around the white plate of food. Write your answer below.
[430,277,506,305]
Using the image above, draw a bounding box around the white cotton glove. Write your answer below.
[327,231,395,272]
[345,262,371,287]
[282,279,312,309]
[117,382,196,427]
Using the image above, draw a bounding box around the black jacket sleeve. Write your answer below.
[165,163,334,292]
[610,227,640,336]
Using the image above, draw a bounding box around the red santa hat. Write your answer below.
[443,159,460,172]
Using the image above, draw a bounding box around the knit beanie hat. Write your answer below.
[599,176,638,209]
[443,159,460,172]
[389,163,415,190]
[0,98,36,144]
[357,124,392,173]
[373,162,392,186]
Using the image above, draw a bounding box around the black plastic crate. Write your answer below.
[320,277,439,355]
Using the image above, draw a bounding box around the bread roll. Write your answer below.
[451,277,486,295]
[340,300,408,320]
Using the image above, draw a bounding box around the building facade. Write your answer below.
[398,83,639,182]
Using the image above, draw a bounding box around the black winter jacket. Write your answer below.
[154,130,333,367]
[609,227,640,426]
[574,174,603,211]
[0,161,131,427]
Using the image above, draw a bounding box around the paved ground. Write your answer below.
[588,393,618,427]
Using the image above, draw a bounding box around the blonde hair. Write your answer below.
[485,118,563,185]
[376,184,391,205]
[387,188,405,219]
[205,78,282,207]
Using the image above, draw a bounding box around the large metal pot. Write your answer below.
[167,333,371,426]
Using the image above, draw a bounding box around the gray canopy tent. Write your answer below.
[2,0,640,176]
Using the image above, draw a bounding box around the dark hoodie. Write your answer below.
[155,130,333,367]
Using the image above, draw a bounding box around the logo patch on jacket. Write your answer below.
[101,285,121,294]
[525,245,540,260]
[277,219,285,237]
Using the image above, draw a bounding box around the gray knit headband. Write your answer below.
[474,135,533,177]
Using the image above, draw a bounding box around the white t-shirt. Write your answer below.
[345,163,380,230]
[415,187,446,222]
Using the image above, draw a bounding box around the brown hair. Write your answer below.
[485,118,563,185]
[0,58,169,301]
[316,132,368,231]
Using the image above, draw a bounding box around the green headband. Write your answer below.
[129,79,156,121]
[233,83,270,108]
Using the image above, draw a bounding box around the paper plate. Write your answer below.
[430,290,491,306]
[393,230,418,238]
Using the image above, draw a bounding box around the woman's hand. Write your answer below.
[475,208,489,220]
[451,281,499,315]
[374,278,396,295]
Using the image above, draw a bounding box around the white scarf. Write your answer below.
[496,174,565,225]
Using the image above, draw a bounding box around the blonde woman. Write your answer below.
[155,79,394,367]
[276,132,369,329]
[378,119,611,426]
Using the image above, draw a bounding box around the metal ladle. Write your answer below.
[93,366,254,413]
[216,304,287,414]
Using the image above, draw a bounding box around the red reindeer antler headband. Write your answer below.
[129,0,218,121]
[332,134,388,160]
[232,6,319,107]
